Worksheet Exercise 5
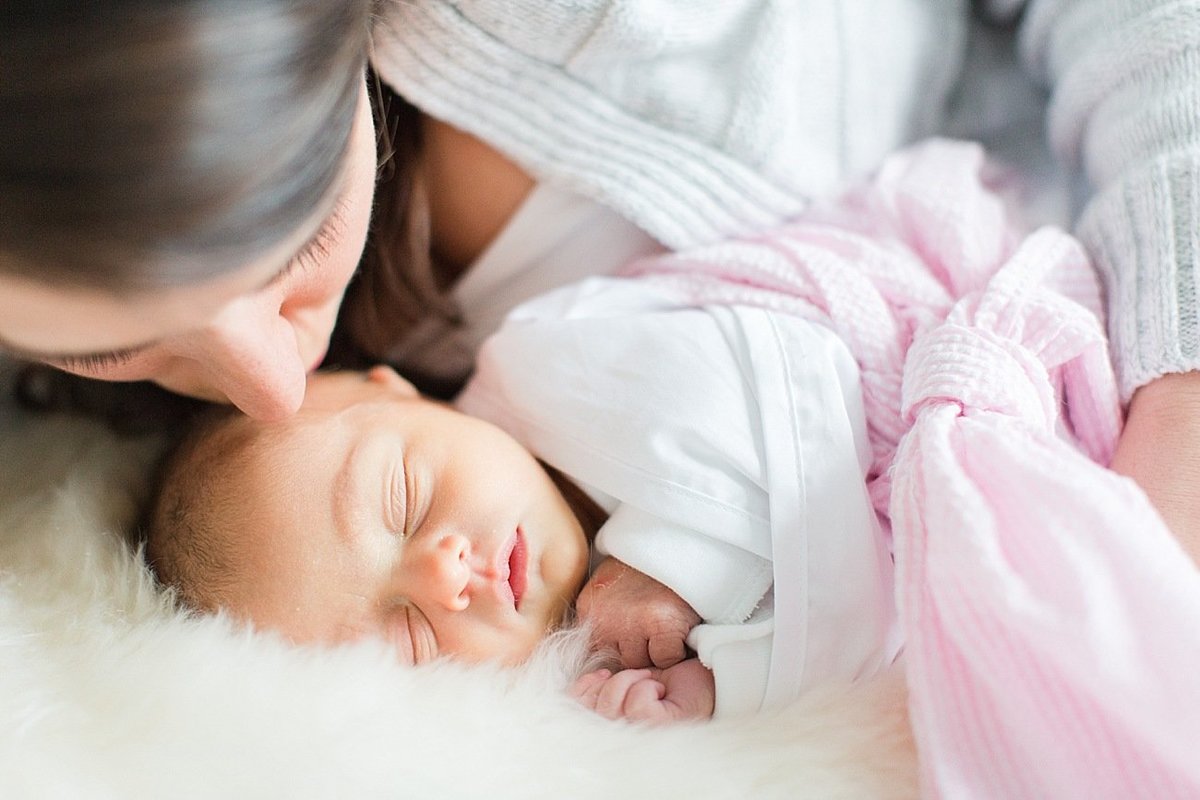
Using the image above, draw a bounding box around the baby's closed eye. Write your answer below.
[388,602,438,665]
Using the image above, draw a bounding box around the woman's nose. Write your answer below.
[182,295,308,420]
[416,534,472,612]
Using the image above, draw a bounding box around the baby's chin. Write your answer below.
[456,614,573,668]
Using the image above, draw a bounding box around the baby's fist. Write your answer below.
[576,557,701,669]
[570,660,715,724]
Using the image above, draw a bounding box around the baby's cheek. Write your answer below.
[319,621,374,647]
[444,623,543,666]
[495,625,546,666]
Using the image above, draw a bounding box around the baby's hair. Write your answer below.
[142,405,261,612]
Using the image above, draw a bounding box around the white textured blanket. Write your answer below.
[0,387,915,799]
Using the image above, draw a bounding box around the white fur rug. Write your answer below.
[0,382,915,799]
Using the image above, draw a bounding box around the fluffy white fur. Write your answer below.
[0,387,916,799]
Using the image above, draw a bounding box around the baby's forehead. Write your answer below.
[241,401,366,450]
[217,485,382,645]
[302,371,440,415]
[304,371,397,404]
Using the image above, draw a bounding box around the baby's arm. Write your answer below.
[571,659,715,724]
[576,556,701,669]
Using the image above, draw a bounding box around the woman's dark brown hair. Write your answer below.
[3,2,462,421]
[326,78,462,397]
[0,1,372,292]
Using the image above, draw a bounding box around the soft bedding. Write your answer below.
[0,384,915,798]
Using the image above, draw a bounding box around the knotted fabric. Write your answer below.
[623,140,1200,798]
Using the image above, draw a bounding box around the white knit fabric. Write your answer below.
[1020,0,1200,397]
[371,0,964,249]
[372,0,1200,399]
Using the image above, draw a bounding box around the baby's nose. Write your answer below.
[422,534,471,612]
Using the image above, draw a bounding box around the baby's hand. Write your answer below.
[576,557,701,669]
[570,659,715,724]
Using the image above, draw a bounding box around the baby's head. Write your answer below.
[145,366,591,665]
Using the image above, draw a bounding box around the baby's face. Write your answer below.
[218,367,589,665]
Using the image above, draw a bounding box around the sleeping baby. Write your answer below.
[145,366,718,722]
[145,271,899,724]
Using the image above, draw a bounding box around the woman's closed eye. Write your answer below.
[52,346,144,373]
[40,199,350,376]
[277,197,350,284]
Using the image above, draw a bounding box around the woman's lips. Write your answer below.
[507,528,528,610]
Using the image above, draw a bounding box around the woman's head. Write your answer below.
[0,2,377,419]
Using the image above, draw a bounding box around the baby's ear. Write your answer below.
[366,365,419,398]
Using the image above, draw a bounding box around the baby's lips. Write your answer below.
[507,527,528,609]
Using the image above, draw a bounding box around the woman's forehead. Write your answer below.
[230,430,374,632]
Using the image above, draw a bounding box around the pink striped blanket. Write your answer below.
[623,139,1200,798]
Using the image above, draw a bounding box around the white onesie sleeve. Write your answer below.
[596,503,772,626]
[458,277,897,717]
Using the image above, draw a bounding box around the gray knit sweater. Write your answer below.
[372,0,1200,400]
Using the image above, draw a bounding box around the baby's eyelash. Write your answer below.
[386,461,412,539]
[396,604,437,666]
[402,465,416,537]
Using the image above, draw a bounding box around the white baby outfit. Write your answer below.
[457,277,899,717]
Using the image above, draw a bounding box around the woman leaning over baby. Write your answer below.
[1,3,1199,556]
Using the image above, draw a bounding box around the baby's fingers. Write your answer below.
[594,669,654,720]
[570,669,612,708]
[622,677,673,723]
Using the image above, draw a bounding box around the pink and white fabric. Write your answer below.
[623,140,1200,799]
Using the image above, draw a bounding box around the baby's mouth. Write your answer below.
[507,528,528,610]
